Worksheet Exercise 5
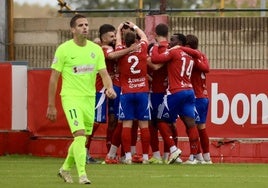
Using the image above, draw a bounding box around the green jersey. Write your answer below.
[51,39,106,97]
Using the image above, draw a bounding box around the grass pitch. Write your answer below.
[0,155,267,188]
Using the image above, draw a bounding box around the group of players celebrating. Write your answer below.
[88,20,212,165]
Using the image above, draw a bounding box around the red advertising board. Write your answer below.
[27,69,71,137]
[27,69,268,139]
[202,70,267,138]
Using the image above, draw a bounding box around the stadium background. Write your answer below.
[0,14,268,163]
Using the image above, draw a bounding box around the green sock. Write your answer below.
[72,136,87,177]
[62,141,75,171]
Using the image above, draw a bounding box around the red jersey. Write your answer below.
[96,46,120,92]
[191,51,210,98]
[102,46,120,87]
[116,40,149,94]
[151,46,200,94]
[150,41,169,93]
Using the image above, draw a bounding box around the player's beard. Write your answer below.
[108,41,115,48]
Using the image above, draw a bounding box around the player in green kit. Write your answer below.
[46,14,116,184]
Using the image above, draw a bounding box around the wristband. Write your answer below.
[133,25,138,30]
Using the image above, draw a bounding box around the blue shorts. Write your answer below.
[119,92,151,121]
[95,90,107,123]
[195,97,209,124]
[108,85,121,119]
[150,92,165,126]
[157,89,196,123]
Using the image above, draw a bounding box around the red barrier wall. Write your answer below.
[0,63,12,130]
[27,69,71,137]
[27,69,268,139]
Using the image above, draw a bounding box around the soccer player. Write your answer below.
[147,23,181,164]
[151,33,202,164]
[46,14,116,184]
[184,34,212,164]
[116,21,151,164]
[86,24,139,164]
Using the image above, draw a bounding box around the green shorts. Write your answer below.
[61,96,95,135]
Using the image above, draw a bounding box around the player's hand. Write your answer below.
[129,43,141,52]
[46,106,57,122]
[105,88,117,99]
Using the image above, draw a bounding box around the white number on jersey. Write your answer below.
[128,55,141,74]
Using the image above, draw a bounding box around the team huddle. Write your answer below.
[90,21,212,165]
[46,14,211,185]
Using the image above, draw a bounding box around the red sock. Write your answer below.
[158,121,175,148]
[170,125,178,146]
[163,142,169,153]
[149,124,159,152]
[140,127,150,154]
[122,127,131,153]
[111,122,122,147]
[198,128,210,153]
[131,120,139,146]
[106,128,114,151]
[187,126,201,155]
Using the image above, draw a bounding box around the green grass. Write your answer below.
[0,155,268,188]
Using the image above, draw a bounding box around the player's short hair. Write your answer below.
[155,23,168,37]
[186,34,199,49]
[124,32,136,47]
[70,14,86,28]
[173,33,186,46]
[99,24,116,41]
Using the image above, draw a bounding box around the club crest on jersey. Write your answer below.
[73,120,79,126]
[90,52,96,59]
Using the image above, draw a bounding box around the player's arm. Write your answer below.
[194,54,210,73]
[147,56,164,70]
[46,69,61,122]
[107,43,139,60]
[180,46,202,59]
[98,68,117,99]
[151,45,172,64]
[126,21,148,44]
[115,23,124,47]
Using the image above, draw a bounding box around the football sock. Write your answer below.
[158,121,175,148]
[152,151,161,159]
[62,142,75,171]
[140,127,150,154]
[170,125,178,146]
[198,128,210,153]
[163,152,169,161]
[203,152,211,161]
[111,122,122,147]
[131,121,138,146]
[72,136,87,177]
[187,127,201,155]
[122,127,131,154]
[195,153,204,161]
[149,124,159,152]
[131,146,136,155]
[143,154,149,161]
